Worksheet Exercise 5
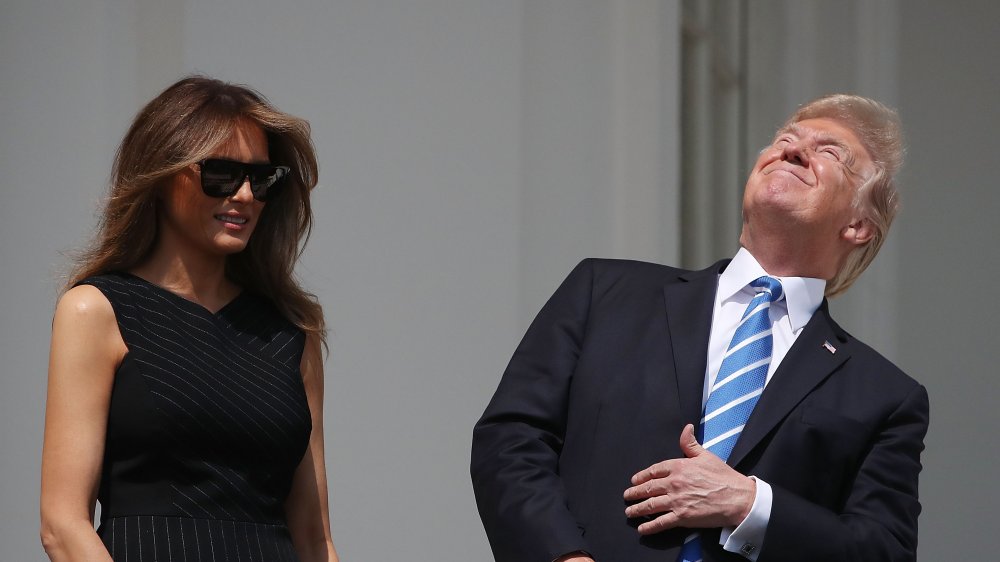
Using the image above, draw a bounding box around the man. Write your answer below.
[471,94,928,562]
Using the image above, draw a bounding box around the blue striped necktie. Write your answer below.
[677,275,783,562]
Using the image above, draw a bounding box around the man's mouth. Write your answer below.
[765,167,811,185]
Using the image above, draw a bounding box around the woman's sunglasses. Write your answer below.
[197,158,291,202]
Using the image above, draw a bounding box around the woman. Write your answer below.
[40,76,338,561]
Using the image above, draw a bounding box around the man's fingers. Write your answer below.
[624,493,671,518]
[630,460,673,485]
[623,476,669,501]
[637,510,681,535]
[632,426,705,489]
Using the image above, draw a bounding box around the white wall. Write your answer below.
[1,2,145,557]
[895,3,1000,559]
[6,1,994,559]
[0,1,680,560]
[744,1,1000,559]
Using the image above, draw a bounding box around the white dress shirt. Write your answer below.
[708,248,826,560]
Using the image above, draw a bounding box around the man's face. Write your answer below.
[742,117,875,250]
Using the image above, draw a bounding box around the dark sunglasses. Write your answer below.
[197,158,291,202]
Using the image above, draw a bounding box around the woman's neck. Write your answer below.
[129,241,240,311]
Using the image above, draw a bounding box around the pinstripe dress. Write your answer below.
[80,273,312,562]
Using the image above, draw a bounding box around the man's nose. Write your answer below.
[780,140,808,166]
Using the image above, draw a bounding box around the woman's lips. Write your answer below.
[215,214,249,230]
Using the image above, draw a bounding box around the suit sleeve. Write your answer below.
[471,259,595,562]
[762,383,929,562]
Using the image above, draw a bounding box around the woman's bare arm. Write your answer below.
[285,333,339,562]
[40,285,125,561]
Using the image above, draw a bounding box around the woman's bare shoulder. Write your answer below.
[51,284,126,362]
[54,284,116,324]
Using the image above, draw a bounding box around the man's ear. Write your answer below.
[843,218,875,246]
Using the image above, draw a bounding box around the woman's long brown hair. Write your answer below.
[66,75,325,344]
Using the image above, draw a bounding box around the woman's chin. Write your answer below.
[212,234,252,255]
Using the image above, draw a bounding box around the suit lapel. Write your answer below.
[662,262,727,427]
[727,302,850,468]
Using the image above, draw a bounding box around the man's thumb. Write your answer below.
[680,423,705,458]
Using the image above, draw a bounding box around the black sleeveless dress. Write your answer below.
[79,273,312,561]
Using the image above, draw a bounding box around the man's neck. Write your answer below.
[738,235,838,280]
[740,240,837,279]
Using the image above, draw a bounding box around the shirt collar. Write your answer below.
[718,247,827,332]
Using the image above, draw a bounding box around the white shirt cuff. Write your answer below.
[719,476,771,561]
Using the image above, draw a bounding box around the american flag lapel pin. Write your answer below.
[822,341,837,354]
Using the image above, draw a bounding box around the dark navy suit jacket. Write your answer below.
[472,259,928,562]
